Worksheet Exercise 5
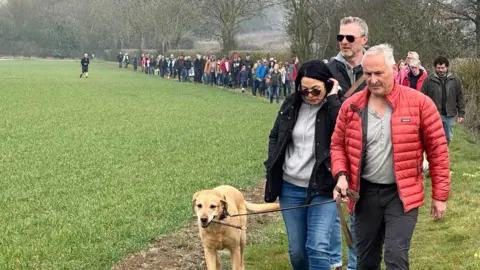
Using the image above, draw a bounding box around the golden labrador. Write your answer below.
[192,185,280,270]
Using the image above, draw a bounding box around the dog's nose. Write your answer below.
[200,217,208,223]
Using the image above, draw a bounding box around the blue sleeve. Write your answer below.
[256,66,262,78]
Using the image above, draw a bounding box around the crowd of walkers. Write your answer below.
[100,15,465,270]
[115,51,305,104]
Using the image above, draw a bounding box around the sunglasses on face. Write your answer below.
[298,86,323,96]
[337,34,359,43]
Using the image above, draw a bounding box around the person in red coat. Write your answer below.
[330,44,450,269]
[401,58,428,91]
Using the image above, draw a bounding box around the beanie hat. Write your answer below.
[294,60,335,94]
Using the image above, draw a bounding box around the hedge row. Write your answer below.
[452,59,480,137]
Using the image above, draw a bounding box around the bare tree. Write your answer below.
[285,0,338,61]
[152,0,198,53]
[198,0,279,55]
[0,0,473,61]
[432,0,480,57]
[284,0,470,64]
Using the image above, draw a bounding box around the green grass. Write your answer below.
[245,126,480,270]
[2,60,479,270]
[0,60,280,269]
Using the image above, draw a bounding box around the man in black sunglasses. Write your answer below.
[328,16,369,98]
[327,16,369,270]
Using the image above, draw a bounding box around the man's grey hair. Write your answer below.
[340,16,369,37]
[362,43,396,67]
[408,51,420,60]
[409,58,421,68]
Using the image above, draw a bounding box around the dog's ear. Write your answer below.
[192,191,200,212]
[221,195,228,211]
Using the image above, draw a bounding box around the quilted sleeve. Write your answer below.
[330,102,350,180]
[420,95,451,201]
[456,77,466,118]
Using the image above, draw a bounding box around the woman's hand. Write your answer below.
[327,78,340,96]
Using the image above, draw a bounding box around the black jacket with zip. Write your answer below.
[327,53,366,94]
[420,72,465,118]
[263,93,343,203]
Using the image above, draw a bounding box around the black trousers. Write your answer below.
[194,71,202,83]
[355,179,418,270]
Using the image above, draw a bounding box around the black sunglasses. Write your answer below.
[337,35,358,43]
[297,86,323,96]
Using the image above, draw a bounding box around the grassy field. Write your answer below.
[0,60,279,269]
[245,126,480,270]
[1,60,479,270]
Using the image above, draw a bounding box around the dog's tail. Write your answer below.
[244,201,280,213]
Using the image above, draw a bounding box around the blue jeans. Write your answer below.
[280,181,341,270]
[252,79,258,96]
[203,73,208,84]
[441,115,455,146]
[269,85,280,103]
[283,81,292,97]
[348,214,357,270]
[182,69,190,82]
[329,214,357,269]
[223,73,230,86]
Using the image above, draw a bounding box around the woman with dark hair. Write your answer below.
[263,60,343,269]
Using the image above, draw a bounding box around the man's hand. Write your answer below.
[333,175,349,202]
[431,199,447,221]
[456,117,464,123]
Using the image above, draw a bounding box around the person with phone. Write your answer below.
[263,60,343,270]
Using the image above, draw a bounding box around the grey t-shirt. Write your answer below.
[361,105,396,184]
[282,100,325,187]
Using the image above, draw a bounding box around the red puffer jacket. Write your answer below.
[331,83,450,214]
[401,69,428,91]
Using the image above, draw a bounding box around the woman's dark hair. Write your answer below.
[295,60,334,91]
[434,56,449,67]
[292,60,335,104]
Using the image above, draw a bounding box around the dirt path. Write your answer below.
[112,180,280,270]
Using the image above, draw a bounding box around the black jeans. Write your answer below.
[194,70,202,83]
[355,179,418,270]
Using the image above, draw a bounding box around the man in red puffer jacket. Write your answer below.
[330,44,450,270]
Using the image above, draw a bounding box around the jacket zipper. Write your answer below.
[268,105,298,196]
[267,129,292,195]
[350,105,363,206]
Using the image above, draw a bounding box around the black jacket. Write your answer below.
[174,59,185,70]
[327,56,365,94]
[232,60,242,74]
[420,72,466,118]
[263,93,343,203]
[194,59,203,72]
[184,59,192,70]
[243,59,253,78]
[81,57,89,66]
